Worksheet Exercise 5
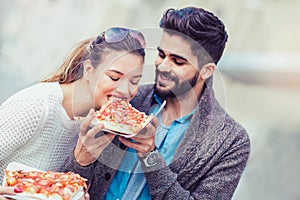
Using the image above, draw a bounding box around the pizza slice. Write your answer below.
[95,98,152,136]
[4,170,87,200]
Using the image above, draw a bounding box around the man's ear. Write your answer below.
[83,60,94,79]
[199,63,216,80]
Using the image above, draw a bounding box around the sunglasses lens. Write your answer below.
[104,27,129,43]
[98,27,145,49]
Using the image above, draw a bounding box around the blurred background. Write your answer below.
[1,0,300,199]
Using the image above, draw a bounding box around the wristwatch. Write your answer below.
[139,147,160,167]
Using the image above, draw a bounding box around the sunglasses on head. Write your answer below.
[95,27,146,49]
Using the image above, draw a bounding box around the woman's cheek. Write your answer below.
[130,85,139,99]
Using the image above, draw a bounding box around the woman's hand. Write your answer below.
[74,109,116,166]
[0,186,21,200]
[118,117,158,157]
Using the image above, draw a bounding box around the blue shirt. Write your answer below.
[104,95,195,200]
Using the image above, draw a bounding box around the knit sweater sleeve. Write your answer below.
[62,152,96,184]
[143,127,250,200]
[0,94,46,161]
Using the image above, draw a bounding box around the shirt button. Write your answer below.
[104,173,111,180]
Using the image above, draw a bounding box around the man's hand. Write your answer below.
[118,117,158,157]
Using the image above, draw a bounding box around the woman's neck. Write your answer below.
[60,80,93,119]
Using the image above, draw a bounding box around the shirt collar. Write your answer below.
[153,94,196,124]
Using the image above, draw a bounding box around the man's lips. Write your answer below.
[160,73,173,81]
[158,74,174,85]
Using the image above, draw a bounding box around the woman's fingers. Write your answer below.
[0,186,18,200]
[75,131,115,166]
[86,124,105,138]
[0,186,15,194]
[96,133,115,148]
[80,109,96,135]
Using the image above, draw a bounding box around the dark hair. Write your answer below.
[159,7,228,65]
[43,28,145,83]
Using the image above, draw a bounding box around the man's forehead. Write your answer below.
[159,32,193,56]
[158,32,198,66]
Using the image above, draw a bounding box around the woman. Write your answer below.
[0,26,146,189]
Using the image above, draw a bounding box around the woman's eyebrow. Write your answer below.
[107,69,142,78]
[133,74,143,78]
[107,69,123,75]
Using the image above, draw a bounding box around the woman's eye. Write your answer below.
[109,76,119,81]
[130,79,140,85]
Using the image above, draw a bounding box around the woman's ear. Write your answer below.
[83,60,94,79]
[199,63,216,80]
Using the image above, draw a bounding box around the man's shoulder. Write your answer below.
[222,113,250,148]
[137,84,154,94]
[131,84,154,111]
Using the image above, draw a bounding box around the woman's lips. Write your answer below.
[107,95,127,101]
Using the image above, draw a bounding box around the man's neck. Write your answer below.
[160,86,203,126]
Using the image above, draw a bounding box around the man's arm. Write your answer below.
[143,129,250,200]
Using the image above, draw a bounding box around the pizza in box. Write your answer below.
[94,98,152,136]
[3,165,87,200]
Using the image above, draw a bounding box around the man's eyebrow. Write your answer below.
[157,47,164,53]
[170,53,188,61]
[157,47,188,61]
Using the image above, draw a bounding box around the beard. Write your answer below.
[154,69,199,99]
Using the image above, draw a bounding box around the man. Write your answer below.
[64,7,250,200]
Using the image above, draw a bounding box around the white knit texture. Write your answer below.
[0,82,80,182]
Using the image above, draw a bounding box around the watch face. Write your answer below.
[147,152,159,166]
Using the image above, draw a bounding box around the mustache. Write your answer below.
[155,69,177,81]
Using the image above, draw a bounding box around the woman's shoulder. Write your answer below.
[1,82,63,116]
[7,82,62,101]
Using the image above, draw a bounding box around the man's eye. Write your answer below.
[173,58,185,66]
[158,52,165,58]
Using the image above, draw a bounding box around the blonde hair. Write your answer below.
[42,38,92,84]
[42,29,145,84]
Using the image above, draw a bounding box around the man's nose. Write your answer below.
[157,57,172,72]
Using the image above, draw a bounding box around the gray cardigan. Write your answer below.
[63,83,250,200]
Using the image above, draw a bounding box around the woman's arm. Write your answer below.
[0,97,46,161]
[62,109,115,182]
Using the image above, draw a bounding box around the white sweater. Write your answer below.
[0,82,80,182]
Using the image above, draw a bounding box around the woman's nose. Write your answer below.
[113,80,130,98]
